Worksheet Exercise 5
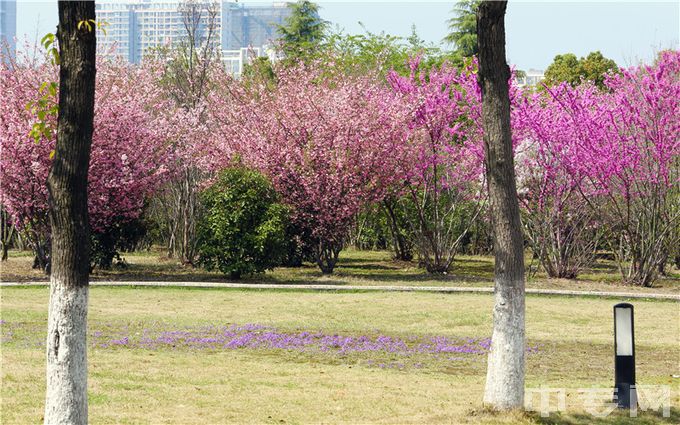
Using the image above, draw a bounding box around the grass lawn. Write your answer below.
[1,286,678,424]
[1,248,679,295]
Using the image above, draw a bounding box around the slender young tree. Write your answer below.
[477,0,526,409]
[44,1,96,423]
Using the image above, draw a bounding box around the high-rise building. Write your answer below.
[97,0,221,64]
[96,0,139,62]
[0,0,17,61]
[221,1,290,51]
[96,1,288,74]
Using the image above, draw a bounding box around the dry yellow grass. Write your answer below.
[1,287,678,424]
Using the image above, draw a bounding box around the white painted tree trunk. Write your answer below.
[44,281,89,424]
[483,283,525,408]
[477,0,527,410]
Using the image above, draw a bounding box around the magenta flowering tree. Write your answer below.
[513,84,604,279]
[515,51,680,285]
[0,58,170,270]
[212,64,410,274]
[591,51,680,285]
[386,58,486,273]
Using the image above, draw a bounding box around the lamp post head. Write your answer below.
[614,303,634,356]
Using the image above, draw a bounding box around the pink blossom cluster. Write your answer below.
[0,58,171,234]
[209,64,412,246]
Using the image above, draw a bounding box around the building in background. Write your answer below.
[221,1,290,51]
[96,0,288,74]
[0,0,17,61]
[222,46,262,78]
[96,0,139,62]
[97,0,220,64]
[515,69,545,87]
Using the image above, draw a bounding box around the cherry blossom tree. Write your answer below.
[212,64,410,273]
[0,57,170,270]
[0,57,53,268]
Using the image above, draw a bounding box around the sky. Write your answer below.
[13,0,680,70]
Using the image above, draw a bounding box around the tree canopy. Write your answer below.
[544,50,619,89]
[444,0,480,64]
[277,0,328,60]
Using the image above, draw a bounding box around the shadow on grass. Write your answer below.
[467,407,680,425]
[527,407,680,424]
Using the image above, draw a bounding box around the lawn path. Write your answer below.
[2,280,678,300]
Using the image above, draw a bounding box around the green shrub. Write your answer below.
[198,167,288,279]
[90,218,148,271]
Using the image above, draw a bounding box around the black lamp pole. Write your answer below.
[613,302,637,409]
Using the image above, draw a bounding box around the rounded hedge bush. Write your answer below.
[198,167,288,279]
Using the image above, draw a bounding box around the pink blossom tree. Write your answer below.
[591,50,680,285]
[0,57,170,270]
[0,58,53,267]
[513,84,604,279]
[211,64,410,273]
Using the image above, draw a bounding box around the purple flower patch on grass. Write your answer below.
[90,322,540,363]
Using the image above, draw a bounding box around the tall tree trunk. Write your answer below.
[477,0,526,410]
[44,2,96,424]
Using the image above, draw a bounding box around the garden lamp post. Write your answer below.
[613,302,637,409]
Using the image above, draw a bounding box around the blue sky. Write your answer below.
[14,0,680,70]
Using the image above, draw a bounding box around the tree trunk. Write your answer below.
[44,2,96,424]
[477,0,526,410]
[383,199,412,261]
[0,208,14,261]
[316,239,341,274]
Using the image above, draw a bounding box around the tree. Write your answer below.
[514,90,603,279]
[315,27,446,79]
[0,59,170,272]
[277,0,328,61]
[198,167,288,279]
[544,52,680,286]
[0,207,16,261]
[150,0,221,265]
[543,50,618,89]
[579,51,619,88]
[212,64,410,274]
[387,58,485,273]
[43,1,96,423]
[444,0,480,64]
[477,0,526,410]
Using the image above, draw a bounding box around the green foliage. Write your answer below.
[317,26,447,78]
[444,1,480,61]
[25,34,61,145]
[277,0,328,61]
[241,56,277,89]
[349,204,391,251]
[40,33,60,65]
[280,221,316,267]
[514,69,527,80]
[197,167,289,279]
[544,51,619,89]
[90,219,148,271]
